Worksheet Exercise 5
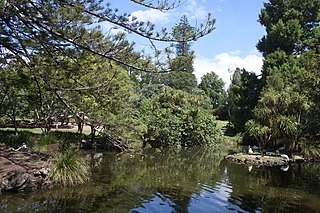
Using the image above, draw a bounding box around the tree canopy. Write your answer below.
[245,0,320,151]
[0,0,221,148]
[0,0,215,70]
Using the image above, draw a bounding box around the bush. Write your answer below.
[301,143,320,160]
[141,87,222,148]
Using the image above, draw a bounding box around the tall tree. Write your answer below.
[198,71,226,109]
[159,15,209,92]
[228,68,261,133]
[257,0,320,57]
[172,15,195,56]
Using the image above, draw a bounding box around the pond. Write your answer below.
[1,148,320,212]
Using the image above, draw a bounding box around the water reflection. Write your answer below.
[1,148,320,212]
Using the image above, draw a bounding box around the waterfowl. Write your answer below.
[280,154,289,161]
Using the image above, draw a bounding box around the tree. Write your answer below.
[172,15,196,56]
[299,49,320,143]
[0,63,32,134]
[247,0,320,151]
[159,70,197,92]
[198,71,226,109]
[246,86,309,149]
[257,0,320,56]
[228,68,261,133]
[1,0,215,71]
[159,15,205,92]
[1,0,216,145]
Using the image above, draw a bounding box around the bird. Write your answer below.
[16,143,28,151]
[280,154,289,161]
[280,165,289,172]
[248,145,253,154]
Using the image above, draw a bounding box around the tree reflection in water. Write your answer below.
[1,148,320,212]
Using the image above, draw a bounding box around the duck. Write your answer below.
[248,145,253,154]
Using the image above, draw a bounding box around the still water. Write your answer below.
[1,148,320,212]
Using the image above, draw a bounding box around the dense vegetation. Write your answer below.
[0,0,319,155]
[0,0,221,150]
[228,0,320,156]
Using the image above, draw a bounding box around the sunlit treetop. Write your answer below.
[0,0,216,72]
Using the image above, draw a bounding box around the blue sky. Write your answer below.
[103,0,266,87]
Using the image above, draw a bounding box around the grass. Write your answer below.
[0,127,91,135]
[214,120,241,146]
[48,145,91,186]
[0,127,44,134]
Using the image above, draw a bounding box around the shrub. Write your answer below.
[141,87,222,148]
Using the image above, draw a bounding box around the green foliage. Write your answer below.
[0,130,36,148]
[299,50,320,142]
[172,15,196,56]
[301,143,320,160]
[246,53,311,149]
[198,71,226,109]
[156,15,199,93]
[49,145,91,187]
[250,0,319,150]
[141,87,222,148]
[1,0,216,150]
[257,0,320,56]
[228,68,261,133]
[159,69,197,92]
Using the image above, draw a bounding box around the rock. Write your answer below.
[0,148,52,195]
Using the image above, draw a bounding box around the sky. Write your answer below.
[102,0,266,88]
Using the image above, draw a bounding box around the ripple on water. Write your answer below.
[187,181,244,212]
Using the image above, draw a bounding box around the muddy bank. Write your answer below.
[0,148,51,195]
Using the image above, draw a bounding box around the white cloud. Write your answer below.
[98,21,126,35]
[130,9,170,23]
[99,9,170,34]
[184,0,209,20]
[194,52,263,89]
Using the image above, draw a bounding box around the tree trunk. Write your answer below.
[78,121,83,144]
[90,125,96,148]
[13,105,18,136]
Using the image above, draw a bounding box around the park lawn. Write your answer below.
[0,127,91,135]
